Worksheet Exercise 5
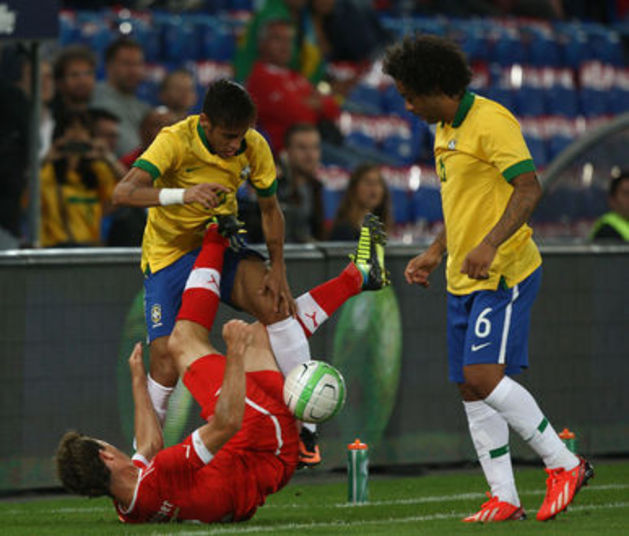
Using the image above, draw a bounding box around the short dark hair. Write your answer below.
[55,431,112,497]
[284,122,319,148]
[88,107,120,124]
[53,45,96,81]
[202,79,256,129]
[104,37,143,65]
[610,169,629,197]
[383,35,472,97]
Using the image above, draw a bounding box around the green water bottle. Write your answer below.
[559,428,577,453]
[347,439,369,504]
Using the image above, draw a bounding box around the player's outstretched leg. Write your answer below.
[463,492,527,523]
[536,456,594,521]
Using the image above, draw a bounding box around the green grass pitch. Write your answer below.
[1,460,627,535]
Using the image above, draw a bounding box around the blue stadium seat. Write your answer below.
[514,87,546,117]
[382,84,407,116]
[546,136,573,161]
[390,187,411,224]
[529,36,561,68]
[579,88,609,117]
[546,86,579,118]
[485,87,515,111]
[345,131,378,153]
[346,84,383,115]
[381,135,417,166]
[322,187,344,223]
[410,187,443,224]
[609,88,629,115]
[524,135,548,168]
[161,20,196,63]
[490,35,527,67]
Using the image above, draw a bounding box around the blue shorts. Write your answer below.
[144,246,264,343]
[446,267,542,383]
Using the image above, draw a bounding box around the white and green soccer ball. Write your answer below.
[283,361,347,423]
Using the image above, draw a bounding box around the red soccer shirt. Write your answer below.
[115,357,299,524]
[246,61,340,152]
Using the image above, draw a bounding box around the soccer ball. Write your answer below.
[283,361,346,423]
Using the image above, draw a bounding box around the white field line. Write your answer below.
[2,483,626,516]
[156,501,629,536]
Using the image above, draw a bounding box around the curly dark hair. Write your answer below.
[55,431,112,497]
[383,35,472,97]
[202,79,257,129]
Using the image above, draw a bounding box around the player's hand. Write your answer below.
[184,183,230,210]
[404,249,442,287]
[127,342,146,380]
[461,240,497,280]
[223,319,253,358]
[258,263,297,316]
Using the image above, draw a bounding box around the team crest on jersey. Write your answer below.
[448,139,457,150]
[240,165,251,181]
[151,304,162,327]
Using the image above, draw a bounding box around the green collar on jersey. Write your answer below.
[451,90,475,128]
[196,119,247,157]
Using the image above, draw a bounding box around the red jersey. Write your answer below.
[246,61,340,152]
[115,354,299,524]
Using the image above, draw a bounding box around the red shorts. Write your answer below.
[183,354,299,473]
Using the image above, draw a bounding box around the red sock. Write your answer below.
[295,263,363,336]
[176,226,228,331]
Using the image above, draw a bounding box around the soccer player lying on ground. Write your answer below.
[55,217,388,523]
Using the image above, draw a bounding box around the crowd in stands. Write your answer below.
[0,0,627,248]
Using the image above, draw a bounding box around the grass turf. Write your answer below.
[1,460,627,535]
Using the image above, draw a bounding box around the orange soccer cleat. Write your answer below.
[536,456,594,521]
[297,427,321,468]
[462,492,527,523]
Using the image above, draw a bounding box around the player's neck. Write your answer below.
[111,464,140,508]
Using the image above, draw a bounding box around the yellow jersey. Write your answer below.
[133,115,277,273]
[40,159,116,247]
[435,91,542,295]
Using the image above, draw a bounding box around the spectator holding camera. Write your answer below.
[329,163,392,241]
[40,110,117,247]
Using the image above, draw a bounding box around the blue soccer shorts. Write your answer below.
[446,266,542,383]
[144,246,264,343]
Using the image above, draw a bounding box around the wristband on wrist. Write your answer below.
[158,188,185,206]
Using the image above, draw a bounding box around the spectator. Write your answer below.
[108,107,176,247]
[279,123,325,242]
[589,169,629,242]
[89,108,127,179]
[17,58,56,161]
[158,69,198,122]
[246,18,341,154]
[329,163,392,241]
[310,0,391,63]
[51,45,97,122]
[234,0,312,83]
[120,106,176,168]
[39,110,117,247]
[91,37,150,157]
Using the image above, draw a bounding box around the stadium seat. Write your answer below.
[381,135,417,166]
[410,187,443,224]
[546,86,580,118]
[524,135,548,168]
[514,87,546,117]
[346,84,383,115]
[579,88,609,117]
[390,186,411,224]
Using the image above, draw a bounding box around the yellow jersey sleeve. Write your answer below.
[481,107,536,182]
[246,130,277,197]
[133,129,183,181]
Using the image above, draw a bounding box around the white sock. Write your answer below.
[266,316,312,377]
[464,400,520,506]
[147,374,174,427]
[484,376,579,470]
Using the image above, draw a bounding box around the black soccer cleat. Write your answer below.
[210,214,247,251]
[298,427,321,469]
[349,213,390,290]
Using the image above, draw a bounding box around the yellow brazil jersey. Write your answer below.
[435,91,542,295]
[133,115,277,273]
[40,159,116,247]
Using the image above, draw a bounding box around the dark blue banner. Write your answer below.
[0,0,59,40]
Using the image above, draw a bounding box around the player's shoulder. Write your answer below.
[161,115,198,140]
[244,128,272,155]
[473,94,520,126]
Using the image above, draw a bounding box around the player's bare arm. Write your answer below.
[405,228,447,287]
[128,342,164,460]
[461,172,542,280]
[257,194,297,316]
[112,167,230,209]
[195,320,252,454]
